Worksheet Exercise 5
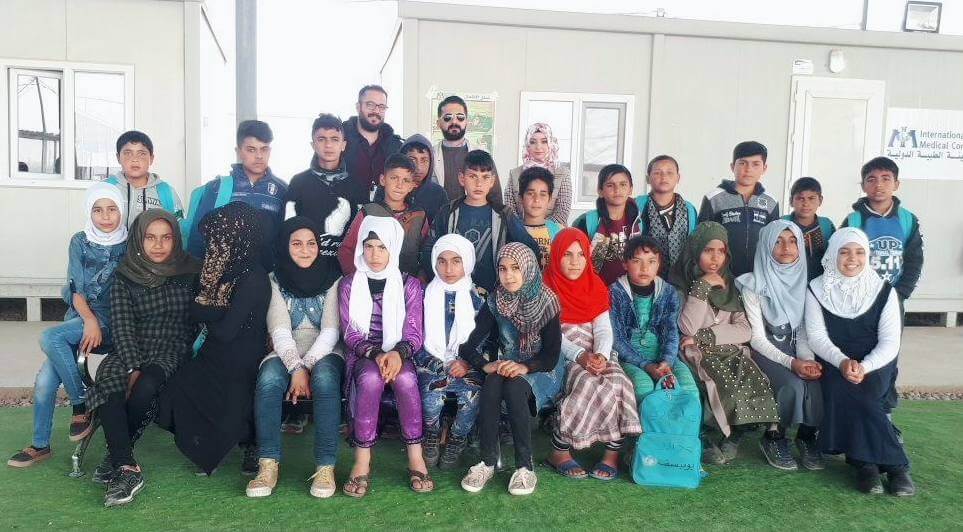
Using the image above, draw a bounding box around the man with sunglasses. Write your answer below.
[433,95,503,202]
[343,84,404,209]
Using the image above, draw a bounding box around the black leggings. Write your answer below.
[100,364,167,468]
[479,374,534,470]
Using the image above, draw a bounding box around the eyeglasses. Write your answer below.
[441,113,467,123]
[362,101,388,113]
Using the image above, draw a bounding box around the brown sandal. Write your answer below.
[409,469,434,493]
[343,475,370,498]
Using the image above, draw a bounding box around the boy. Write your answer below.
[107,130,184,227]
[182,120,288,269]
[635,155,698,269]
[699,141,780,276]
[783,177,836,280]
[573,164,640,285]
[375,134,449,225]
[339,154,429,278]
[423,150,540,294]
[518,167,564,269]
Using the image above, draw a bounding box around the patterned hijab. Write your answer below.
[84,182,128,246]
[810,227,884,319]
[196,202,263,307]
[670,221,744,313]
[274,216,341,298]
[522,123,559,171]
[735,220,807,329]
[543,228,610,324]
[117,209,199,288]
[493,243,560,356]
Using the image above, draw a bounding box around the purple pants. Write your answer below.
[350,357,424,448]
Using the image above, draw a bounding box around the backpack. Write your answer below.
[846,208,914,246]
[632,376,704,489]
[105,175,180,214]
[181,175,235,247]
[584,196,697,237]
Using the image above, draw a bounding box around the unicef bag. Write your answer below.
[632,376,704,489]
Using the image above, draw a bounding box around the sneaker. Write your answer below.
[69,413,94,442]
[281,412,309,435]
[439,434,468,470]
[309,465,337,499]
[461,461,495,493]
[760,436,798,471]
[702,438,726,465]
[241,445,259,476]
[245,458,279,498]
[92,455,116,484]
[857,464,884,494]
[795,438,825,471]
[888,469,916,497]
[7,446,51,468]
[508,467,537,496]
[104,466,145,507]
[423,429,441,468]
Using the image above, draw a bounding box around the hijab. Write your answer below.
[543,228,610,324]
[810,227,884,319]
[423,234,477,361]
[195,202,263,307]
[670,221,744,313]
[735,220,807,329]
[274,216,341,298]
[521,123,559,171]
[116,209,199,288]
[493,243,561,356]
[84,182,128,246]
[347,216,406,351]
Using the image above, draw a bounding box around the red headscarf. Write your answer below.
[543,228,611,324]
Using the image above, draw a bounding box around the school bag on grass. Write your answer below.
[632,376,704,489]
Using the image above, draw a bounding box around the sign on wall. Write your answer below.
[883,107,963,180]
[428,88,496,154]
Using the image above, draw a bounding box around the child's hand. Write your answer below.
[80,317,102,353]
[377,351,403,383]
[287,369,311,405]
[791,359,822,380]
[700,272,726,288]
[680,336,696,349]
[483,361,505,375]
[448,359,470,378]
[840,359,864,384]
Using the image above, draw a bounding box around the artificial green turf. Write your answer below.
[0,402,961,531]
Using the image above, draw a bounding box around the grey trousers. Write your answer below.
[752,353,823,429]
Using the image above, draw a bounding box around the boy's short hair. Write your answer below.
[860,156,899,182]
[790,176,823,198]
[463,150,495,174]
[116,130,154,156]
[384,153,416,175]
[732,141,767,163]
[437,95,468,116]
[597,163,632,189]
[623,235,667,274]
[236,120,273,146]
[358,84,387,101]
[518,166,555,196]
[311,113,343,136]
[646,154,679,176]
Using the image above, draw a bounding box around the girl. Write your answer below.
[155,202,271,476]
[416,234,484,470]
[736,220,823,472]
[673,222,779,465]
[246,217,344,499]
[543,229,641,481]
[339,216,430,497]
[572,164,640,285]
[505,123,573,225]
[458,243,563,496]
[804,228,914,496]
[9,183,128,468]
[87,209,199,507]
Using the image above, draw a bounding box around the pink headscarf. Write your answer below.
[522,122,559,171]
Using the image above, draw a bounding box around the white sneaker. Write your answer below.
[461,461,495,493]
[508,467,537,496]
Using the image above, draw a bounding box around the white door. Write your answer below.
[785,77,886,224]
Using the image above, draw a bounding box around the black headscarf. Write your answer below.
[117,209,200,288]
[274,216,341,298]
[196,202,263,307]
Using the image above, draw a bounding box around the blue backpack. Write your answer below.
[632,376,704,489]
[846,209,914,246]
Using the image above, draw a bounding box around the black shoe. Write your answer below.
[439,435,468,470]
[92,455,116,484]
[281,412,309,435]
[720,436,741,463]
[104,466,144,507]
[857,464,884,494]
[241,445,258,477]
[760,436,798,471]
[423,429,441,468]
[795,438,825,471]
[888,469,916,497]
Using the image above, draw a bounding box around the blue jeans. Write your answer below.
[32,318,91,448]
[417,370,481,439]
[254,355,344,466]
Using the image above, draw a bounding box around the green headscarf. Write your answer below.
[116,209,200,288]
[670,221,744,312]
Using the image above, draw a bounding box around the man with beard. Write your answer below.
[433,95,503,203]
[343,85,404,209]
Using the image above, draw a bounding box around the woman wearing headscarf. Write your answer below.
[543,228,641,481]
[457,243,563,496]
[85,209,199,507]
[673,221,778,465]
[339,216,429,497]
[736,220,824,473]
[245,216,344,499]
[155,202,272,477]
[505,123,573,225]
[804,228,913,496]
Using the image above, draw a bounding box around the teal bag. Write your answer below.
[632,376,704,489]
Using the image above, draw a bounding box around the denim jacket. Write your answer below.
[62,231,127,326]
[609,275,682,367]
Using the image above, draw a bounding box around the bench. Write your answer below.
[0,277,65,322]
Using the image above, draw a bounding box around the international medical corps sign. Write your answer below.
[883,107,963,180]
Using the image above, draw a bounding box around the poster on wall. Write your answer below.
[428,88,496,154]
[883,107,963,180]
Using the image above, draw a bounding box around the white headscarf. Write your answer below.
[809,227,884,319]
[735,220,807,329]
[348,216,406,351]
[84,182,128,246]
[424,234,477,362]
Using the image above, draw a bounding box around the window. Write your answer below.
[519,92,634,209]
[14,70,62,176]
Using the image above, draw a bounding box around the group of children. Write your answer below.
[8,105,924,507]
